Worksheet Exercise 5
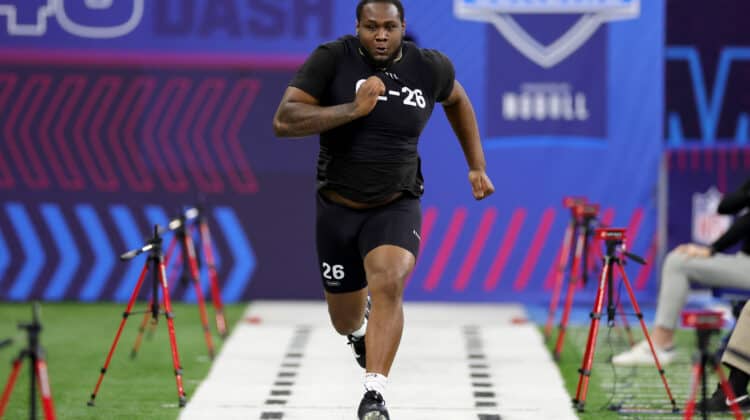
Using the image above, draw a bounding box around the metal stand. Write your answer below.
[572,228,677,413]
[87,226,187,408]
[0,303,56,420]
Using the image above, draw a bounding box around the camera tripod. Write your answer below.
[544,197,586,340]
[551,201,600,360]
[88,226,186,408]
[0,303,56,420]
[681,310,743,420]
[573,228,677,413]
[131,208,215,360]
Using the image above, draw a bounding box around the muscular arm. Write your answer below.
[441,80,486,171]
[273,76,384,138]
[272,87,358,138]
[441,80,494,199]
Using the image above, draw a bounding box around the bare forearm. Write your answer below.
[274,101,358,138]
[443,97,486,170]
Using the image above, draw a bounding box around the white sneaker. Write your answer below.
[611,340,676,366]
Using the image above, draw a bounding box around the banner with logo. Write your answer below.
[0,0,664,303]
[663,0,750,257]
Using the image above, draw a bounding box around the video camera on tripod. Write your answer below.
[681,310,724,331]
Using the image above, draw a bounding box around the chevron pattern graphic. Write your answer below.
[0,70,260,193]
[0,203,255,302]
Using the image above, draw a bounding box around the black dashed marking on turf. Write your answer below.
[463,325,502,420]
[259,325,311,420]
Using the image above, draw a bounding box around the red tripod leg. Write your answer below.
[88,262,150,406]
[157,257,187,407]
[716,365,744,419]
[36,358,56,420]
[554,229,584,360]
[545,221,575,339]
[130,301,153,359]
[200,220,228,338]
[184,231,215,359]
[616,263,677,410]
[683,361,702,419]
[573,259,609,411]
[0,357,22,417]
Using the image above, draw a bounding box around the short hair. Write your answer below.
[356,0,404,23]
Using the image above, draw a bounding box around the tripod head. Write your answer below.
[594,228,647,265]
[120,225,163,261]
[563,196,587,210]
[160,206,200,235]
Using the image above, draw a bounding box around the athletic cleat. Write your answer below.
[347,296,371,369]
[697,384,750,412]
[358,390,389,420]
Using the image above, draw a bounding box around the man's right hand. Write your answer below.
[353,76,386,118]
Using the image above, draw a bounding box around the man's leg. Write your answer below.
[362,245,415,376]
[324,288,369,336]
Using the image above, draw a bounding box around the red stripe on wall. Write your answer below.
[405,207,438,287]
[453,207,498,291]
[483,209,526,292]
[635,234,658,290]
[423,208,468,292]
[513,208,556,292]
[626,208,644,249]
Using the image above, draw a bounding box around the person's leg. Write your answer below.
[653,251,750,348]
[723,301,750,384]
[314,192,370,347]
[325,288,369,335]
[362,245,415,376]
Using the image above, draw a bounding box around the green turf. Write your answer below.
[2,302,741,419]
[0,302,246,420]
[547,323,741,419]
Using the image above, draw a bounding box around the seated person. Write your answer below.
[698,300,750,411]
[613,178,750,366]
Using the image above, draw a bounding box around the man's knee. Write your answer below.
[329,312,364,335]
[368,268,408,300]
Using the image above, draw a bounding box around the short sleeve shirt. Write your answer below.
[290,35,455,203]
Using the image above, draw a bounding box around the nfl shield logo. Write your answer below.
[454,0,640,68]
[692,187,732,245]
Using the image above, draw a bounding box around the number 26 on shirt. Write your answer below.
[355,79,426,109]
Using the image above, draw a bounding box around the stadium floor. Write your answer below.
[180,301,578,420]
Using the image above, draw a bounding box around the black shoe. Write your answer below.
[357,390,389,420]
[697,384,750,412]
[347,297,371,369]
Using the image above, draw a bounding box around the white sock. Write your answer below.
[364,372,387,396]
[350,317,367,338]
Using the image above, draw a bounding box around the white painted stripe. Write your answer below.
[389,90,401,96]
[181,301,578,420]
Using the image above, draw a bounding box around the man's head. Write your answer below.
[356,0,406,67]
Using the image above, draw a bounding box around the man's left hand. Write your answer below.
[468,170,495,200]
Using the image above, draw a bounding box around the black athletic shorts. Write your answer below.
[315,192,422,293]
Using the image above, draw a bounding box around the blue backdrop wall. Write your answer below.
[0,0,667,303]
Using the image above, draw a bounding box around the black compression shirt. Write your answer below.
[290,35,455,203]
[711,177,750,254]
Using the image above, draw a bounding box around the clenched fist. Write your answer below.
[353,76,386,118]
[469,170,495,200]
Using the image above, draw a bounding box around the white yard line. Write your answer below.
[181,301,578,420]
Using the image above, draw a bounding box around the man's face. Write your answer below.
[356,3,405,66]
